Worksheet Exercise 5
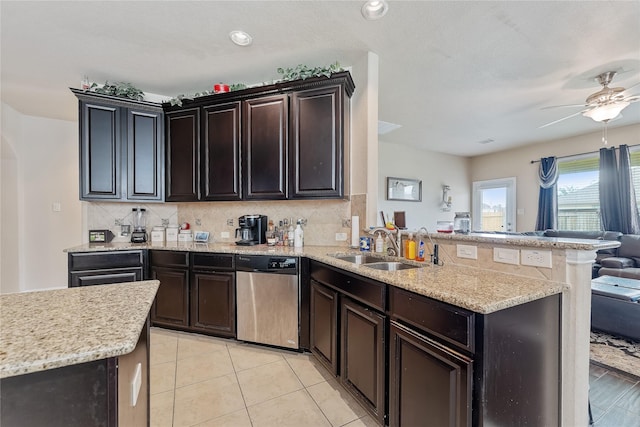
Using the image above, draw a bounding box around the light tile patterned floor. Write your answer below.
[150,327,377,427]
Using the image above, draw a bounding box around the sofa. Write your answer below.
[542,230,622,278]
[597,234,640,280]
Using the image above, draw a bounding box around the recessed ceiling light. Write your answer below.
[229,30,252,47]
[361,0,389,20]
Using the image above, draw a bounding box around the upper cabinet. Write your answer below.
[72,89,164,202]
[163,71,354,201]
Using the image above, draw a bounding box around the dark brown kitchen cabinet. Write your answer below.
[340,297,386,425]
[165,108,200,201]
[201,102,242,201]
[310,280,339,375]
[190,253,236,337]
[68,250,146,287]
[150,251,189,327]
[243,94,289,199]
[72,89,164,202]
[290,84,347,198]
[389,321,472,427]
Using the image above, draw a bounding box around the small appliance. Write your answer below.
[235,214,267,245]
[131,207,148,243]
[89,229,115,243]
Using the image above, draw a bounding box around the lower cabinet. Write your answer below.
[68,250,146,287]
[310,280,339,375]
[190,269,235,337]
[341,297,386,425]
[149,250,235,338]
[389,321,472,427]
[309,262,387,425]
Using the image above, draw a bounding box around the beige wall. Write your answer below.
[470,123,640,231]
[377,140,470,230]
[1,103,82,292]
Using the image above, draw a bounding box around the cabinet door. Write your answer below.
[126,108,164,201]
[290,85,344,198]
[150,267,189,327]
[201,102,242,201]
[165,108,200,201]
[310,280,339,375]
[80,101,121,200]
[243,95,288,199]
[190,271,236,337]
[341,297,386,424]
[389,321,472,427]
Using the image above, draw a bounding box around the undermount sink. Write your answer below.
[333,254,384,264]
[364,261,421,271]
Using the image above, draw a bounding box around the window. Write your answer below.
[556,148,640,231]
[556,155,600,231]
[472,178,516,232]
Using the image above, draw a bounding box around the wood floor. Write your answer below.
[590,362,640,426]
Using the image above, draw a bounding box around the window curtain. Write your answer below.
[535,156,558,231]
[616,145,640,234]
[599,147,620,231]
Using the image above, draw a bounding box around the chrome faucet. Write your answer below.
[369,227,400,256]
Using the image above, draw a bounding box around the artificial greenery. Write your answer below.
[277,61,343,82]
[168,83,248,107]
[90,81,145,101]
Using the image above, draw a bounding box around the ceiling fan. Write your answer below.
[540,71,640,128]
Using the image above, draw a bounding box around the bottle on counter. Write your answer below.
[406,233,416,260]
[416,238,426,262]
[288,222,295,247]
[375,232,384,253]
[266,220,277,246]
[294,220,304,248]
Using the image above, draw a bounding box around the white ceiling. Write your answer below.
[1,0,639,157]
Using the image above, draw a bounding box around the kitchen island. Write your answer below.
[0,280,159,427]
[65,234,616,426]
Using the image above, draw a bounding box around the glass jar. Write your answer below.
[454,212,471,233]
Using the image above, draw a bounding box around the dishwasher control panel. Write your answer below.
[268,258,297,270]
[235,255,298,274]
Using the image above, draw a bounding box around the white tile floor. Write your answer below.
[150,327,378,427]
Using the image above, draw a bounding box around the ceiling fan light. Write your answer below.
[583,102,630,122]
[361,0,389,20]
[229,30,252,46]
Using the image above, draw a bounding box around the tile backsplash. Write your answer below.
[85,195,366,246]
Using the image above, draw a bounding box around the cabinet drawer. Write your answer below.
[150,250,189,268]
[310,261,386,311]
[70,267,143,287]
[191,253,234,271]
[390,287,475,353]
[69,250,144,270]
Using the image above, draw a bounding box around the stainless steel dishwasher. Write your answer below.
[235,255,299,349]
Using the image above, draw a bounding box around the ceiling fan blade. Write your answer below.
[541,103,587,110]
[538,109,588,129]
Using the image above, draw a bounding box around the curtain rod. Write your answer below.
[529,143,640,164]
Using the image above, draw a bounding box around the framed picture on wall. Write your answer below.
[386,177,422,201]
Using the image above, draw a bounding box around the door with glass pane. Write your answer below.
[472,178,516,232]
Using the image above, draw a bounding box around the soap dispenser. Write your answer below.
[375,232,384,253]
[406,233,416,260]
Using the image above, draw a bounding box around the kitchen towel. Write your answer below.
[351,216,360,248]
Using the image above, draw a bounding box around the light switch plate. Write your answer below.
[493,247,520,265]
[456,244,477,259]
[220,231,230,239]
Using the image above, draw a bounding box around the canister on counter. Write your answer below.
[151,226,165,243]
[166,225,180,242]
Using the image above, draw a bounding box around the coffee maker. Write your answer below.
[235,214,267,245]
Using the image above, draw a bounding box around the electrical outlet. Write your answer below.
[195,218,202,226]
[493,247,520,265]
[52,202,61,212]
[342,219,351,227]
[226,218,234,226]
[161,218,169,227]
[456,244,477,259]
[521,249,552,268]
[115,218,123,226]
[335,232,348,241]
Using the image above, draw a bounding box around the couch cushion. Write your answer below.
[544,229,605,239]
[618,235,640,266]
[600,257,635,269]
[598,231,623,255]
[598,267,640,280]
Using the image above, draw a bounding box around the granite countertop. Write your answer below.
[0,280,159,379]
[64,242,570,315]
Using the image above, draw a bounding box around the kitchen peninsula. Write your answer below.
[0,280,159,427]
[64,233,616,426]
